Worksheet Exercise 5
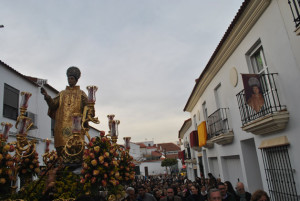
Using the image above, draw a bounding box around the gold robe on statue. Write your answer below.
[45,86,87,149]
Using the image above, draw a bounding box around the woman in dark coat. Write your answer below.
[224,181,239,200]
[186,185,205,201]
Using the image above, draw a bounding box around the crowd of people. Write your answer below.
[123,174,270,201]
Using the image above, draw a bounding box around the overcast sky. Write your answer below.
[0,0,243,144]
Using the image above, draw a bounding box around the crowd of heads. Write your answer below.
[123,173,270,201]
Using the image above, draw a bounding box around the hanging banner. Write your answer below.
[198,121,207,147]
[241,74,265,113]
[190,130,199,147]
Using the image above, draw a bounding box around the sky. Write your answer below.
[0,0,244,144]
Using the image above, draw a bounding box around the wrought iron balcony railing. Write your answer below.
[206,108,230,139]
[288,0,300,28]
[236,73,286,126]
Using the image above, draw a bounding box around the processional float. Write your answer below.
[0,84,134,200]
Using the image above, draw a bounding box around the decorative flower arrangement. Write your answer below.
[118,148,135,183]
[0,134,15,196]
[80,132,135,197]
[45,150,58,165]
[18,145,40,178]
[14,167,83,201]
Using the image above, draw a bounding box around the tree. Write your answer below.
[161,158,178,175]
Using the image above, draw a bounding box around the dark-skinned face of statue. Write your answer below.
[68,76,77,87]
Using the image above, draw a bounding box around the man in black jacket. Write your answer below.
[217,182,236,201]
[160,187,182,201]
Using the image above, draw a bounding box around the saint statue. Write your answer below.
[41,66,88,163]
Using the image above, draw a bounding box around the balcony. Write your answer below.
[184,158,197,164]
[203,140,214,148]
[236,73,289,135]
[207,108,234,145]
[288,0,300,35]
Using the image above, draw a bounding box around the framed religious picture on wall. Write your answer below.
[241,74,265,113]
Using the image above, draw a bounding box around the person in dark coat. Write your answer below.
[186,185,205,201]
[218,182,236,201]
[160,187,182,201]
[225,181,239,200]
[235,182,251,201]
[137,186,157,201]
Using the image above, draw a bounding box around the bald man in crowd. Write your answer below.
[235,182,251,201]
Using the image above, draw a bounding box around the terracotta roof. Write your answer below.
[157,143,180,152]
[136,143,146,148]
[184,0,250,111]
[166,154,179,159]
[151,151,162,157]
[146,146,157,149]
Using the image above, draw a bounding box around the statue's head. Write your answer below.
[66,66,81,87]
[66,66,81,81]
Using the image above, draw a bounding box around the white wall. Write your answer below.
[185,0,300,193]
[129,142,142,160]
[146,147,156,155]
[139,160,165,176]
[0,65,56,166]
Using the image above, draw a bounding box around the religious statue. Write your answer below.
[41,66,88,164]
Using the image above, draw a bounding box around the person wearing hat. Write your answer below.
[246,77,265,113]
[41,66,88,163]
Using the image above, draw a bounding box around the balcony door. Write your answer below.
[249,44,280,112]
[214,83,223,109]
[214,84,226,134]
[250,46,271,94]
[250,46,268,75]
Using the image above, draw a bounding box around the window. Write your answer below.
[250,45,268,75]
[261,145,298,201]
[214,83,222,108]
[193,114,197,130]
[186,147,191,159]
[250,45,276,100]
[25,111,37,129]
[3,84,19,120]
[202,102,208,121]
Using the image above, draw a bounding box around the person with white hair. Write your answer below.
[123,187,136,201]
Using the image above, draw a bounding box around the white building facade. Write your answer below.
[181,0,300,200]
[128,142,142,160]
